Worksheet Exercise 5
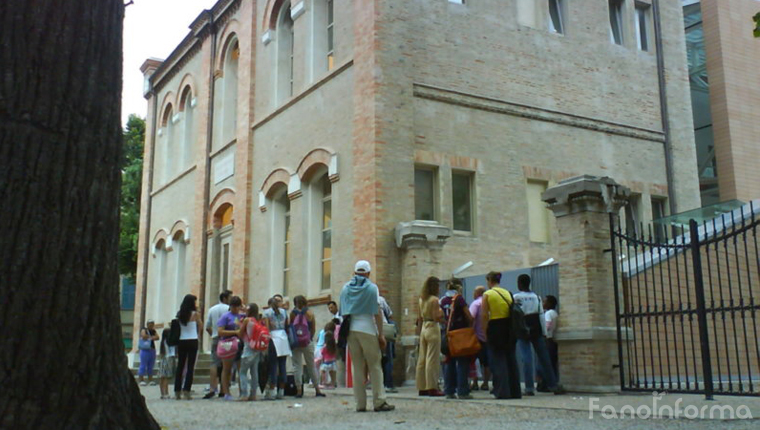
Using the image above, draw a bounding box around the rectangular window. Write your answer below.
[326,0,334,70]
[548,0,564,34]
[635,3,650,51]
[414,167,437,221]
[609,0,624,45]
[651,197,667,241]
[452,171,473,232]
[289,25,295,96]
[321,180,332,290]
[624,194,641,236]
[526,180,550,243]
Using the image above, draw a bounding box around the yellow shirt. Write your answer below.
[484,287,512,319]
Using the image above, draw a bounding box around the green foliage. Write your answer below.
[754,12,760,37]
[119,114,145,281]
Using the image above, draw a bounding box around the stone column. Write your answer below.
[394,221,451,386]
[541,175,630,393]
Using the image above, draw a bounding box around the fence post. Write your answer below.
[689,219,714,400]
[609,213,626,392]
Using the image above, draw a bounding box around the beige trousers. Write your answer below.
[416,322,441,390]
[347,331,386,410]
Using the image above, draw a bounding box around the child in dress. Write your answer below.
[319,321,338,389]
[158,326,177,399]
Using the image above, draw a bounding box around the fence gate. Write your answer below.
[609,203,760,399]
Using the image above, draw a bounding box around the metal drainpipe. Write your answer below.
[139,83,159,333]
[198,9,217,345]
[652,0,678,216]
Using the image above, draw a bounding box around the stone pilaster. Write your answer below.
[541,175,630,392]
[394,220,451,385]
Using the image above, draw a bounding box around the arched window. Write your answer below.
[179,87,195,169]
[214,38,239,149]
[153,239,169,322]
[172,231,187,313]
[312,0,335,74]
[276,3,294,102]
[318,175,332,290]
[160,104,174,184]
[268,186,291,296]
[211,204,234,295]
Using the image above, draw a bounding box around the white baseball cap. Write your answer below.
[354,260,371,274]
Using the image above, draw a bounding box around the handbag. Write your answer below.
[382,321,397,342]
[444,295,481,358]
[216,336,239,360]
[138,329,152,350]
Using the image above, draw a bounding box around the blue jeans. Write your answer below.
[239,351,263,397]
[444,356,471,396]
[268,342,288,386]
[382,341,395,388]
[517,336,557,392]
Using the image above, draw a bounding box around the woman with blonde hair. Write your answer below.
[416,276,444,396]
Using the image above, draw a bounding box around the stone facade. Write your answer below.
[132,0,701,384]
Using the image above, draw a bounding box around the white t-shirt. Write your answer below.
[544,309,559,339]
[206,302,229,338]
[513,291,546,336]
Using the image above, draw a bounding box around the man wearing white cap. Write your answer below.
[339,260,395,412]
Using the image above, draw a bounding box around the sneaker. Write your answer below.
[139,381,147,386]
[149,381,157,386]
[458,394,473,400]
[356,407,367,413]
[264,389,275,400]
[224,394,234,401]
[386,387,398,393]
[552,386,567,395]
[276,389,284,400]
[446,394,456,399]
[202,391,217,399]
[523,391,535,396]
[175,392,182,400]
[480,383,489,391]
[183,391,192,400]
[374,402,395,412]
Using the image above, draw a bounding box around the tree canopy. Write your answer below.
[119,114,145,281]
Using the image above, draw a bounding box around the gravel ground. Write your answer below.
[141,386,760,430]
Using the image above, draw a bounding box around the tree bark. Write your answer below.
[0,1,159,429]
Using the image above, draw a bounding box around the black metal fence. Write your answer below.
[610,203,760,399]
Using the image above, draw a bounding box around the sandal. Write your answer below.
[374,402,395,412]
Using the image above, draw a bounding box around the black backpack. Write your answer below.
[167,319,181,347]
[494,289,530,340]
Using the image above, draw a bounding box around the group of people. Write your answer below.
[416,271,563,399]
[136,262,562,411]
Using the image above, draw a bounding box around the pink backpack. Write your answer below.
[292,310,311,348]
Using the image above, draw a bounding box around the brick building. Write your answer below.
[131,0,701,380]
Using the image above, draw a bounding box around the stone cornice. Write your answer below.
[413,83,665,143]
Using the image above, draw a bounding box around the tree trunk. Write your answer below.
[0,1,159,429]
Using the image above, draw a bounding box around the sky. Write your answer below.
[122,0,219,127]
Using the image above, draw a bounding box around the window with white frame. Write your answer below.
[651,196,667,241]
[159,105,174,184]
[452,171,474,232]
[153,239,168,322]
[179,87,195,169]
[526,180,551,243]
[635,3,650,51]
[320,176,332,290]
[173,231,187,312]
[414,167,438,221]
[548,0,565,34]
[609,0,624,45]
[277,3,295,102]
